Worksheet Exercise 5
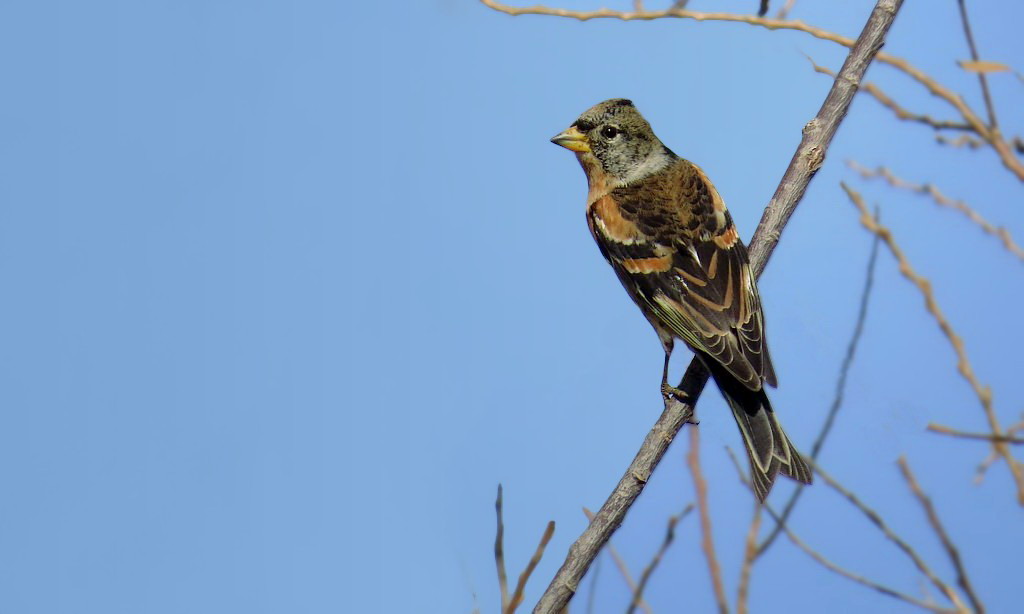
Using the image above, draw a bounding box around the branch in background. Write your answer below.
[898,457,985,614]
[804,56,971,132]
[494,486,557,614]
[810,460,970,612]
[507,521,556,613]
[529,3,905,610]
[843,183,1024,504]
[480,0,1024,183]
[775,0,796,20]
[927,423,1024,444]
[757,205,881,556]
[629,504,694,614]
[687,429,730,613]
[736,504,763,614]
[956,0,997,129]
[848,161,1024,262]
[725,449,960,614]
[496,485,510,610]
[584,550,601,614]
[581,508,653,614]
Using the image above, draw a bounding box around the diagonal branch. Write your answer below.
[530,3,905,611]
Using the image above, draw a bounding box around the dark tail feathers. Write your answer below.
[708,366,812,502]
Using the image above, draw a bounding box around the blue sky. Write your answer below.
[2,1,1023,612]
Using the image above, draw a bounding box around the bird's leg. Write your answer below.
[659,341,690,403]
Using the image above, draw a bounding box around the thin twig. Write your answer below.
[529,4,906,610]
[804,55,971,132]
[736,504,762,614]
[496,485,510,610]
[842,183,1024,504]
[688,429,729,614]
[507,521,557,613]
[848,161,1024,262]
[757,205,881,556]
[628,505,693,614]
[810,460,970,613]
[956,0,997,129]
[726,449,958,614]
[927,423,1024,444]
[479,1,1024,182]
[581,508,653,614]
[898,457,985,614]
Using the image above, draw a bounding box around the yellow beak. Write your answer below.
[550,126,590,153]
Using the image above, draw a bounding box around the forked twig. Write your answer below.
[725,449,959,614]
[810,460,969,612]
[848,161,1024,262]
[956,0,997,129]
[898,457,985,613]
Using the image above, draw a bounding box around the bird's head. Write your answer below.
[551,98,674,185]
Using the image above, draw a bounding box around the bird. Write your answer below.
[550,98,811,501]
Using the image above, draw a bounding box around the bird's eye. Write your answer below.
[600,126,620,139]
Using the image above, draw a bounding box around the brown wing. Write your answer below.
[589,159,776,391]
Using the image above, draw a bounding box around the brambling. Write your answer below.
[551,99,811,501]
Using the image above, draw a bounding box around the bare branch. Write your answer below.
[898,457,985,614]
[956,0,997,128]
[736,504,763,614]
[757,206,881,556]
[507,521,556,613]
[927,423,1024,444]
[529,3,906,610]
[688,429,730,613]
[582,508,653,614]
[629,505,693,614]
[848,161,1024,262]
[496,485,510,610]
[842,183,1024,504]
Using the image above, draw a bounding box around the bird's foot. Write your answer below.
[662,383,699,424]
